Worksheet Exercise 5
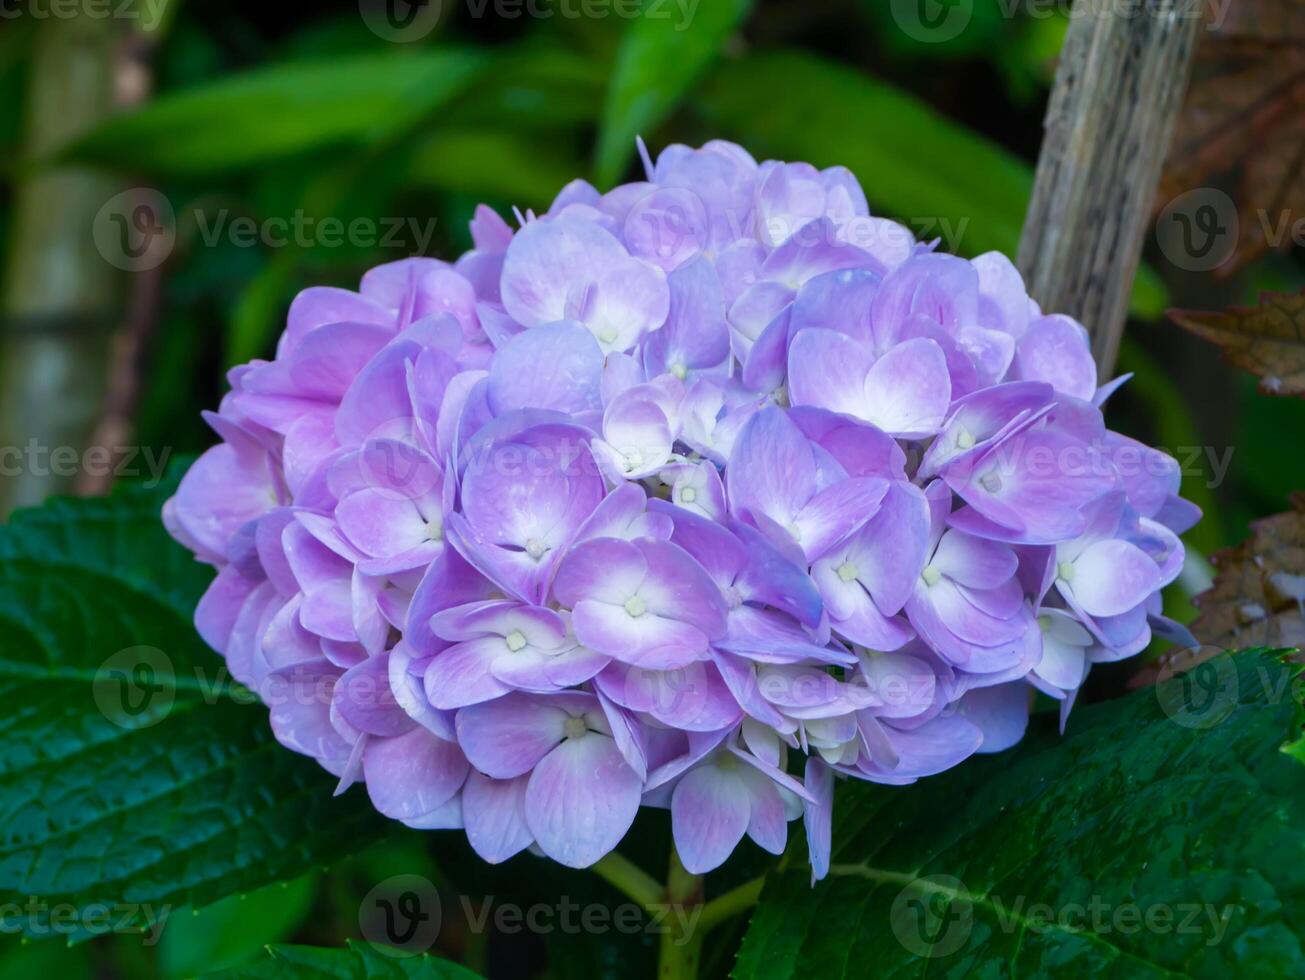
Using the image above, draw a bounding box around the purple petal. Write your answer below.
[760,217,874,290]
[334,653,415,737]
[622,187,709,271]
[789,268,879,344]
[860,338,952,437]
[931,529,1018,589]
[463,772,533,863]
[279,286,393,358]
[1066,539,1163,618]
[671,764,751,874]
[957,683,1030,753]
[871,253,979,340]
[850,481,931,615]
[787,328,878,420]
[1013,314,1097,400]
[742,770,789,856]
[865,713,983,778]
[644,256,730,376]
[423,637,512,710]
[920,380,1054,478]
[454,692,568,778]
[526,734,642,868]
[335,341,421,447]
[727,406,816,529]
[487,321,604,417]
[572,601,710,669]
[972,252,1030,339]
[789,407,907,480]
[950,428,1113,541]
[500,216,630,327]
[793,477,887,562]
[195,566,260,655]
[363,727,468,821]
[574,260,670,353]
[802,758,834,883]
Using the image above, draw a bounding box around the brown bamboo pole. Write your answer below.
[1017,0,1202,376]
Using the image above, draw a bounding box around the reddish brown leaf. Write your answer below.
[1157,0,1305,274]
[1190,492,1305,652]
[1169,289,1305,396]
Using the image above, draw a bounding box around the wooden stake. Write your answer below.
[1017,0,1202,375]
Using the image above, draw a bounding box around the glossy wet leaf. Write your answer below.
[205,940,482,979]
[735,649,1305,979]
[0,473,388,941]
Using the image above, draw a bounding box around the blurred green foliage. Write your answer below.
[0,0,1302,977]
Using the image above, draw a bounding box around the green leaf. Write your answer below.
[159,874,318,978]
[406,129,582,210]
[0,475,389,941]
[56,51,487,177]
[735,649,1305,979]
[696,50,1166,319]
[440,44,608,134]
[205,940,482,979]
[595,0,752,187]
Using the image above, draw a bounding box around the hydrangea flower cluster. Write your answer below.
[166,140,1199,877]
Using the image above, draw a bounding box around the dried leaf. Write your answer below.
[1157,0,1305,274]
[1169,289,1305,396]
[1191,492,1305,651]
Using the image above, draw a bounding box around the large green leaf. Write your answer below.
[207,940,482,979]
[439,43,608,134]
[595,0,753,187]
[0,476,388,941]
[55,51,487,177]
[735,649,1305,979]
[696,50,1167,319]
[158,873,318,977]
[406,129,582,210]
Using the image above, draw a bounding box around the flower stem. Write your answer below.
[590,851,664,909]
[697,875,765,934]
[591,851,765,980]
[659,847,705,980]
